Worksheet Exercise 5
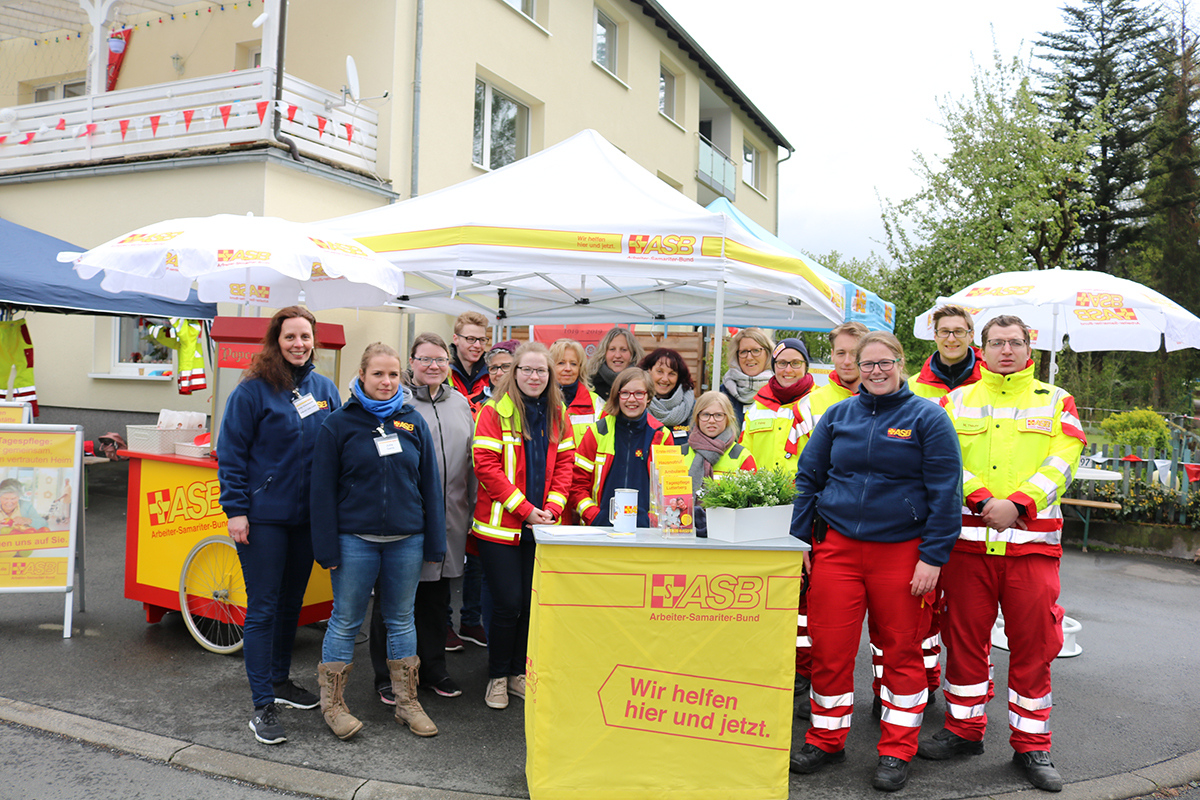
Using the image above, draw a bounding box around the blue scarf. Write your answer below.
[350,377,410,425]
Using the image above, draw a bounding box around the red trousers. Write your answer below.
[869,590,941,694]
[940,550,1062,752]
[806,529,930,760]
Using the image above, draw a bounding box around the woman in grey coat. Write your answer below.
[370,332,477,700]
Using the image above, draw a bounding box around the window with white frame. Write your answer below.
[473,79,530,170]
[34,79,85,103]
[501,0,535,16]
[594,8,617,74]
[743,141,762,191]
[113,317,174,375]
[659,66,676,119]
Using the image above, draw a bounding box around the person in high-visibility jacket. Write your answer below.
[918,315,1086,794]
[682,391,755,537]
[0,319,37,416]
[472,342,575,712]
[571,367,672,527]
[908,304,982,400]
[808,322,868,425]
[551,339,603,525]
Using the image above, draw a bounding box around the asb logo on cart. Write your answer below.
[649,573,763,611]
[146,479,222,528]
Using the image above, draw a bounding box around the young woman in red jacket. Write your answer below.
[471,342,575,710]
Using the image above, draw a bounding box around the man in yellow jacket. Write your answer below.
[808,322,867,424]
[918,315,1085,793]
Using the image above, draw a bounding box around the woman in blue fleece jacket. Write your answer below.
[787,332,962,793]
[218,306,341,746]
[309,343,446,741]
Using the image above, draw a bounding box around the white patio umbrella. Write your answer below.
[60,213,403,311]
[914,268,1200,384]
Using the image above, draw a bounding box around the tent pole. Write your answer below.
[712,278,726,392]
[1049,306,1059,387]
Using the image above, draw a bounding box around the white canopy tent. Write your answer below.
[321,129,846,371]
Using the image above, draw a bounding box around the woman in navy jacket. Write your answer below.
[218,306,341,746]
[309,343,446,741]
[787,332,962,792]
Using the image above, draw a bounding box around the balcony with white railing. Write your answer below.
[697,134,736,201]
[0,67,380,177]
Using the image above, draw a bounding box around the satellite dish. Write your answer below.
[345,56,360,103]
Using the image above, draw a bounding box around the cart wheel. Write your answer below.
[179,535,246,654]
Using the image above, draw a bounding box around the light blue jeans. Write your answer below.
[321,533,424,664]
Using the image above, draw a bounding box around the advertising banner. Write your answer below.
[0,424,83,638]
[526,540,804,800]
[0,403,32,424]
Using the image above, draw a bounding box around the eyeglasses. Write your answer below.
[738,347,766,358]
[618,390,648,400]
[985,338,1028,350]
[488,363,512,374]
[857,359,899,373]
[775,359,807,371]
[935,328,972,340]
[412,356,449,367]
[456,335,488,346]
[516,366,548,377]
[698,412,726,422]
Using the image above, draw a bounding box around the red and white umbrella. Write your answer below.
[60,213,403,311]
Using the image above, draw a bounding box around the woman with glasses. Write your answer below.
[787,332,961,792]
[571,367,672,529]
[720,328,774,426]
[472,342,575,710]
[740,337,816,472]
[468,340,519,409]
[682,391,756,537]
[639,347,695,446]
[585,327,644,402]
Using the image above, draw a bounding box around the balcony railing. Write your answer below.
[697,134,736,200]
[0,67,379,176]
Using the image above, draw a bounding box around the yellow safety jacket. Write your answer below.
[148,318,208,395]
[808,374,855,424]
[571,414,670,523]
[741,392,813,473]
[941,362,1086,557]
[680,443,756,481]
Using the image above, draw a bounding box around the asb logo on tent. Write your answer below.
[1076,292,1124,308]
[1075,307,1138,322]
[119,231,183,245]
[228,283,271,302]
[309,237,366,257]
[217,249,271,263]
[965,285,1033,298]
[628,234,696,256]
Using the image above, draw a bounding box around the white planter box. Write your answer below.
[705,504,793,543]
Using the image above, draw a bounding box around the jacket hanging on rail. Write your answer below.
[148,319,208,395]
[0,319,37,416]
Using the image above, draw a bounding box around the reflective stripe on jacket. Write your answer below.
[471,393,574,544]
[941,361,1086,556]
[741,390,813,473]
[565,384,604,445]
[571,413,671,524]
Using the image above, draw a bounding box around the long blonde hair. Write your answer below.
[690,391,739,438]
[494,341,567,441]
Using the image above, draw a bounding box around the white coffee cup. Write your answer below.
[609,488,638,533]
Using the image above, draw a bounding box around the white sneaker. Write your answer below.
[485,677,509,709]
[507,674,526,699]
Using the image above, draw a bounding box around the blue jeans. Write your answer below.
[322,534,424,664]
[235,522,313,709]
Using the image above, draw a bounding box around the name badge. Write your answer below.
[375,433,402,457]
[293,393,320,418]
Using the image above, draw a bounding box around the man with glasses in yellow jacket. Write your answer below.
[918,315,1085,793]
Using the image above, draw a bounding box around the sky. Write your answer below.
[655,0,1072,264]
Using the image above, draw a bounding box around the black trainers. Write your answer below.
[1013,750,1063,792]
[788,742,845,774]
[873,756,910,791]
[917,727,984,760]
[377,684,396,706]
[272,678,319,710]
[793,673,811,696]
[428,675,463,697]
[248,703,286,745]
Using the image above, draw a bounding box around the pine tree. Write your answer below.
[1036,0,1166,276]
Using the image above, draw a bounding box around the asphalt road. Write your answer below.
[2,460,1199,799]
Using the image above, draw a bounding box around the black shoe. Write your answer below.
[248,703,286,745]
[1013,750,1063,792]
[793,673,811,696]
[272,679,319,710]
[427,675,463,697]
[917,728,984,760]
[794,692,811,719]
[377,684,396,706]
[871,695,882,719]
[789,742,845,774]
[872,756,909,792]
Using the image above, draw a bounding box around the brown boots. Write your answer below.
[317,661,363,740]
[388,656,438,737]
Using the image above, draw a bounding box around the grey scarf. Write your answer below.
[722,366,773,405]
[648,385,694,428]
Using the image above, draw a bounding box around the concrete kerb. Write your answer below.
[2,694,1199,800]
[0,696,496,800]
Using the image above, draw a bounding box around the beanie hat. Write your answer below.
[486,339,520,359]
[772,337,810,366]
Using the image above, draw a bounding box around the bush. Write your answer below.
[699,467,797,509]
[1099,408,1171,451]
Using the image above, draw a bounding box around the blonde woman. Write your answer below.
[682,391,756,537]
[584,327,644,402]
[720,327,774,426]
[550,338,603,445]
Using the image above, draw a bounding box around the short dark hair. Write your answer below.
[980,314,1030,345]
[638,348,694,392]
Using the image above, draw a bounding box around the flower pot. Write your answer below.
[705,504,793,543]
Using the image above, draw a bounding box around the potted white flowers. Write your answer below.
[700,468,797,543]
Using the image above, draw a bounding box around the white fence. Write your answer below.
[0,68,379,175]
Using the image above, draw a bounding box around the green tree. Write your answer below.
[1036,0,1166,275]
[880,49,1101,355]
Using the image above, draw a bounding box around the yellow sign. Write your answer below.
[0,431,74,468]
[136,460,231,590]
[0,406,27,424]
[526,542,803,800]
[0,557,70,588]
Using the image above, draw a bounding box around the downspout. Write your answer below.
[410,0,424,198]
[271,0,301,162]
[774,145,793,235]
